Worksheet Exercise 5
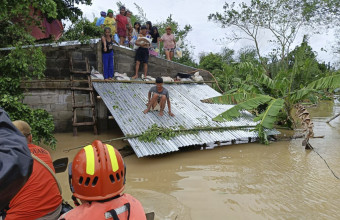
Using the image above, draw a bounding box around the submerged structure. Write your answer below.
[93,82,266,157]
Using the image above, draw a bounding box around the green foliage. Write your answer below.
[306,74,340,90]
[53,0,92,22]
[138,124,178,142]
[0,0,63,149]
[199,53,224,72]
[213,95,273,122]
[138,124,256,143]
[0,95,56,149]
[59,18,102,43]
[254,98,285,129]
[202,92,259,105]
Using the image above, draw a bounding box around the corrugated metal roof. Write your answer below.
[93,82,274,157]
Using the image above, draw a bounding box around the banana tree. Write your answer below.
[203,63,340,144]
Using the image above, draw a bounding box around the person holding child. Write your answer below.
[132,25,151,79]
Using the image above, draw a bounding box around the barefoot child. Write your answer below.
[143,77,175,117]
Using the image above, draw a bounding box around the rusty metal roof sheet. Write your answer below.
[93,82,274,157]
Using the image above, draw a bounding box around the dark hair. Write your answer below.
[141,25,147,30]
[134,22,141,33]
[120,6,126,11]
[151,26,158,33]
[156,77,163,84]
[124,10,131,16]
[146,21,152,30]
[104,27,111,33]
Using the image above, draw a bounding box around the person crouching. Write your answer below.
[143,77,175,117]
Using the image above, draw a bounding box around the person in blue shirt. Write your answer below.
[96,11,106,27]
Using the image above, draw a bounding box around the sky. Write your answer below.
[77,0,338,65]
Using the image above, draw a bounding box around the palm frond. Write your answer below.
[213,95,273,122]
[307,74,340,90]
[201,92,258,104]
[254,98,285,129]
[256,71,274,89]
[289,88,315,103]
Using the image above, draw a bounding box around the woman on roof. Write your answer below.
[101,27,117,80]
[160,26,176,61]
[103,9,117,35]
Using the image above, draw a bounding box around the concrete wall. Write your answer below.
[42,40,211,79]
[22,40,212,132]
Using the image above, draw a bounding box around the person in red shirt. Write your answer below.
[5,120,62,220]
[115,6,128,45]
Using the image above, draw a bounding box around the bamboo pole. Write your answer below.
[326,113,340,123]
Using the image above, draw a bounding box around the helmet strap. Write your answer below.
[71,195,80,207]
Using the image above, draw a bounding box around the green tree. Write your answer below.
[59,17,102,43]
[199,53,224,72]
[209,0,316,76]
[0,0,91,148]
[53,0,92,22]
[203,62,340,144]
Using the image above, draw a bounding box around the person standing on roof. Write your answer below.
[4,120,62,220]
[101,27,118,80]
[160,26,176,61]
[59,140,146,220]
[115,6,128,45]
[143,77,175,117]
[96,11,106,27]
[132,25,151,79]
[125,10,133,47]
[104,9,117,35]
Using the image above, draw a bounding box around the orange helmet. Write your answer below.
[69,140,126,201]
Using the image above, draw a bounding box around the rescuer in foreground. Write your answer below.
[59,140,146,220]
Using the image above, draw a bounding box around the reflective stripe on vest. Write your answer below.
[104,204,129,219]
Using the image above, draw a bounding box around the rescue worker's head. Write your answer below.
[12,120,32,144]
[69,140,126,202]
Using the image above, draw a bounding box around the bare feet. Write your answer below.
[143,109,149,114]
[159,111,164,116]
[169,112,175,117]
[132,75,138,79]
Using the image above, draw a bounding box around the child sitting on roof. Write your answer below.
[143,77,175,117]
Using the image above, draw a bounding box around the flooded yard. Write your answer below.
[48,99,340,219]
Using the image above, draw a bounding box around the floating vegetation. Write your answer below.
[138,124,255,143]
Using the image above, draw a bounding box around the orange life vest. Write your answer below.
[59,194,146,220]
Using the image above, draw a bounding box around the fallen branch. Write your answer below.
[326,113,340,123]
[63,125,256,152]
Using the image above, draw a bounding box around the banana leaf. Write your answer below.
[254,98,285,129]
[201,92,259,104]
[213,95,273,122]
[307,74,340,90]
[289,88,315,103]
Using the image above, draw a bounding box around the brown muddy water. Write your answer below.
[47,99,340,220]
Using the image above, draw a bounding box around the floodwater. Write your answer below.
[48,98,340,220]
